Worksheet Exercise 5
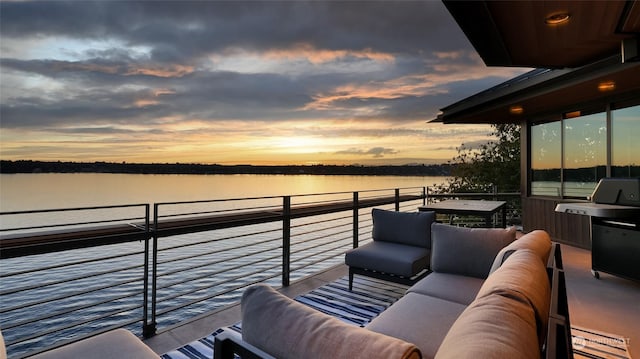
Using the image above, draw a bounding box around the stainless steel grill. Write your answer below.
[555,178,640,281]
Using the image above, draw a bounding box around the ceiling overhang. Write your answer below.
[434,56,640,124]
[434,1,640,125]
[443,0,640,68]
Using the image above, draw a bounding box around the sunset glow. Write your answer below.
[0,1,529,165]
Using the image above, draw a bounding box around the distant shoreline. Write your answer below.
[0,160,452,177]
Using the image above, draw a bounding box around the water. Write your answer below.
[0,173,446,212]
[0,173,445,357]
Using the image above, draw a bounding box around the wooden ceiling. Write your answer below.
[435,0,640,125]
[444,0,640,68]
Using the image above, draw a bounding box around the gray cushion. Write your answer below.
[372,209,435,248]
[367,292,466,359]
[430,223,516,279]
[489,230,552,274]
[434,290,540,359]
[406,272,485,305]
[345,241,430,277]
[29,329,158,359]
[241,284,422,359]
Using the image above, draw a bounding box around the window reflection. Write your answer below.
[612,105,640,177]
[531,122,561,196]
[563,113,606,197]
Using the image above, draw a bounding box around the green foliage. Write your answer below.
[445,124,521,193]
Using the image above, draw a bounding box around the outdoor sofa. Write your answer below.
[214,220,573,359]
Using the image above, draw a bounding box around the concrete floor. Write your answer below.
[145,244,640,358]
[561,244,640,358]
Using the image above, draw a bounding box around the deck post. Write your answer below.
[144,204,158,338]
[422,186,427,206]
[282,196,291,286]
[395,188,400,211]
[353,191,359,248]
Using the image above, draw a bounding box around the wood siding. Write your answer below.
[522,197,591,249]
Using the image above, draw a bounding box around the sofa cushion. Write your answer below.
[345,241,430,277]
[489,230,552,274]
[241,284,421,359]
[29,329,158,359]
[434,291,540,359]
[367,292,466,359]
[430,223,516,279]
[372,209,435,248]
[406,272,485,305]
[476,249,551,347]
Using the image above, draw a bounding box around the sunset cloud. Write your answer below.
[0,1,529,165]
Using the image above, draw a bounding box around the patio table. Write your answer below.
[418,199,506,228]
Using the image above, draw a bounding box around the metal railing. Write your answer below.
[0,187,520,358]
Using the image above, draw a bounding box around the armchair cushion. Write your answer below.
[430,223,516,279]
[345,241,430,277]
[241,284,421,359]
[372,209,435,248]
[28,329,157,359]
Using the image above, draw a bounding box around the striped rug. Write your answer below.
[572,325,632,359]
[160,276,407,359]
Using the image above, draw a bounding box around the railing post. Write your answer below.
[395,188,400,211]
[282,196,291,287]
[143,204,158,338]
[142,204,151,337]
[353,192,359,249]
[422,186,427,206]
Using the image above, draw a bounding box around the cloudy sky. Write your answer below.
[0,1,529,165]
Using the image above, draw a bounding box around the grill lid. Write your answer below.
[591,178,640,206]
[555,178,640,219]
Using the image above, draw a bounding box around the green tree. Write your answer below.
[445,123,521,193]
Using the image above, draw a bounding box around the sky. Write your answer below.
[0,1,530,166]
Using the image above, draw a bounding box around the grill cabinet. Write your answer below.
[555,178,640,282]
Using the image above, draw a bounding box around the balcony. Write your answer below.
[1,187,638,358]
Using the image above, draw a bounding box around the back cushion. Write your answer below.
[242,284,422,359]
[434,290,540,359]
[489,230,552,274]
[372,209,435,248]
[476,249,551,347]
[430,223,516,278]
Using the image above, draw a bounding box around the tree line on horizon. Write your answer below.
[0,160,453,176]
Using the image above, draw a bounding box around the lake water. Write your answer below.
[0,173,446,357]
[0,173,447,212]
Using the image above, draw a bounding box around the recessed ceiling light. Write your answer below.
[598,81,616,92]
[509,105,524,115]
[545,12,570,25]
[564,110,581,119]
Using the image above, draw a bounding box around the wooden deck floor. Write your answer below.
[144,244,640,358]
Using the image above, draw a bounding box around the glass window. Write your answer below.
[612,105,640,178]
[531,122,561,196]
[563,113,607,197]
